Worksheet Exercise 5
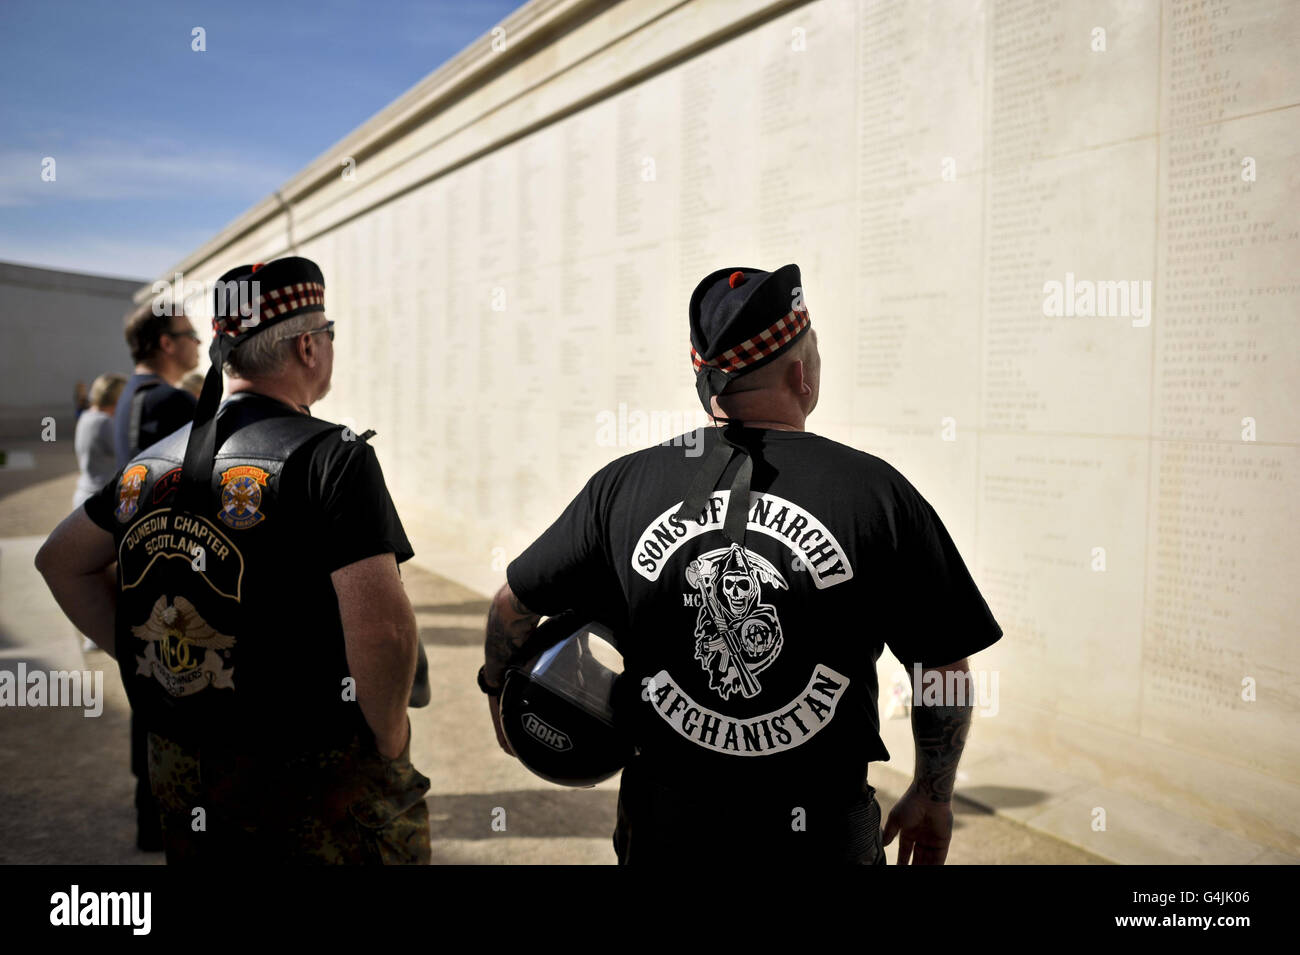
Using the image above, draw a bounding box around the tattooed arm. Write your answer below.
[483,583,542,756]
[881,657,974,865]
[911,657,975,804]
[482,583,542,690]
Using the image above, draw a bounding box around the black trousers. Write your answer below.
[614,762,886,865]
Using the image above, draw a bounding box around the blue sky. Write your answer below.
[0,0,521,281]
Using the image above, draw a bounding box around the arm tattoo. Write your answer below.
[911,677,974,804]
[483,586,541,687]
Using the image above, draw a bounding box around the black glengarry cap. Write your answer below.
[688,263,810,416]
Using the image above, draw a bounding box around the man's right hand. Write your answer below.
[375,720,411,762]
[882,784,954,865]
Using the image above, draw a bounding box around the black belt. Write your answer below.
[616,759,880,864]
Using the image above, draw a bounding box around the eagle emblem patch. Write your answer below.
[132,595,236,696]
[218,465,268,530]
[114,464,148,523]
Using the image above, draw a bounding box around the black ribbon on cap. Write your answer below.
[673,422,753,545]
[680,357,758,546]
[173,335,236,518]
[694,365,734,416]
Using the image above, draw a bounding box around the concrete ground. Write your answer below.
[0,436,1107,865]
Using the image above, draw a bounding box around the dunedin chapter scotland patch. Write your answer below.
[218,465,268,530]
[114,464,148,523]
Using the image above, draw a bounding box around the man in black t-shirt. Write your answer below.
[482,264,1002,866]
[114,301,201,466]
[36,256,430,864]
[110,299,200,851]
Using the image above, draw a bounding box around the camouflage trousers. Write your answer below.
[146,724,431,865]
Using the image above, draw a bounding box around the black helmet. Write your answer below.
[500,613,631,787]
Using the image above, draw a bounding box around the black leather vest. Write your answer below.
[107,393,366,750]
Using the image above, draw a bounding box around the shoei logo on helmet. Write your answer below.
[522,712,573,752]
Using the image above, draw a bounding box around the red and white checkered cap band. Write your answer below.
[691,306,810,375]
[216,281,325,337]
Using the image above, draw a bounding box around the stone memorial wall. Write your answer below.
[145,0,1299,857]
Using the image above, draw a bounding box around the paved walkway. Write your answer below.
[0,437,1107,864]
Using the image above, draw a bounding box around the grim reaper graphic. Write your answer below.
[687,544,787,700]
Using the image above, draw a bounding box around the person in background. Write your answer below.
[179,370,205,400]
[73,373,126,509]
[107,299,200,852]
[73,381,89,421]
[114,301,200,466]
[72,373,127,652]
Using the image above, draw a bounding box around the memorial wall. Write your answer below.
[142,0,1299,858]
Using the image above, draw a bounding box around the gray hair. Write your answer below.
[224,313,319,379]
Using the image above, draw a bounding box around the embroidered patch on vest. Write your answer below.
[119,509,245,602]
[132,595,236,697]
[151,466,182,504]
[218,465,268,530]
[115,464,148,523]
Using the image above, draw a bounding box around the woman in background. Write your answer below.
[71,373,126,652]
[179,370,205,399]
[72,373,126,509]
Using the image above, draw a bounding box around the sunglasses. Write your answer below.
[276,321,335,344]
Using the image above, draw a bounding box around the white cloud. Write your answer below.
[0,138,294,207]
[0,233,208,283]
